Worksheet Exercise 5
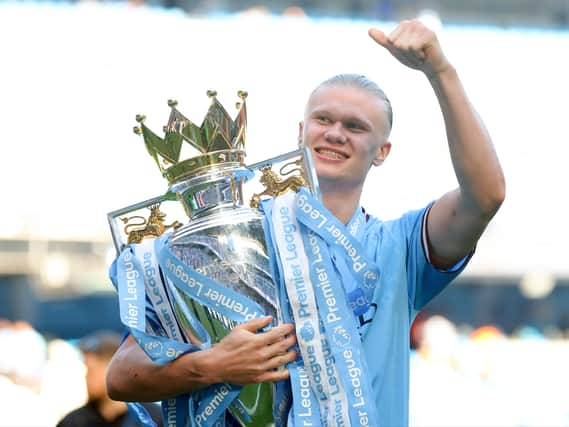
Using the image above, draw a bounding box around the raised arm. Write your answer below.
[369,20,505,268]
[106,316,296,402]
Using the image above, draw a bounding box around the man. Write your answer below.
[106,20,505,425]
[58,331,163,427]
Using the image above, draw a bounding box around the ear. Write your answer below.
[372,141,391,166]
[297,121,304,147]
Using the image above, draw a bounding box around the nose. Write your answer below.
[324,122,347,144]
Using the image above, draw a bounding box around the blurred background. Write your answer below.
[0,0,568,425]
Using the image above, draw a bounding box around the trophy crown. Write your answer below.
[134,90,248,184]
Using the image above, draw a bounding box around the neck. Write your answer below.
[320,183,362,225]
[96,397,128,421]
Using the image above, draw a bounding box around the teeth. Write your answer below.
[318,149,346,159]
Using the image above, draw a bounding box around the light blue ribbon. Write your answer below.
[161,396,188,427]
[298,226,379,426]
[260,189,381,426]
[116,245,200,364]
[295,188,380,317]
[115,242,197,427]
[294,188,379,425]
[155,238,266,325]
[193,384,242,427]
[127,402,158,427]
[260,197,319,427]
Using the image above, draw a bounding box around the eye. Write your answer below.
[316,115,331,123]
[346,121,363,131]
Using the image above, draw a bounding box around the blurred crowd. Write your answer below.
[409,315,569,426]
[51,0,399,20]
[48,0,569,29]
[1,316,568,426]
[0,321,162,427]
[0,319,85,426]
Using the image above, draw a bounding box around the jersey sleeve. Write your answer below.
[398,203,473,313]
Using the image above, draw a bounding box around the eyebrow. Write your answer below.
[311,109,373,130]
[344,117,372,130]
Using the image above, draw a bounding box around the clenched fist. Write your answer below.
[368,20,452,78]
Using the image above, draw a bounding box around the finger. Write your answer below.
[388,22,406,44]
[389,24,416,51]
[388,26,426,64]
[406,28,429,58]
[258,323,295,345]
[255,367,291,384]
[264,349,298,371]
[238,315,273,333]
[266,333,297,356]
[368,28,390,49]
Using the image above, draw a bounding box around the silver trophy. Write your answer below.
[108,90,319,426]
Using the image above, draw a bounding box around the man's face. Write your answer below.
[301,85,391,191]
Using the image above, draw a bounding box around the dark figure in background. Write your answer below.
[57,331,163,427]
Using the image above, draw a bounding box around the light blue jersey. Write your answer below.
[353,204,471,426]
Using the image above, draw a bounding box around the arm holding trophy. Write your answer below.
[107,318,296,401]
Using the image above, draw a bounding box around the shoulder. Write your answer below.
[364,202,433,239]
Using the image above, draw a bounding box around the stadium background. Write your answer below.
[0,0,568,425]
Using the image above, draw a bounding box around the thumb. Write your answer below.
[368,28,390,49]
[238,315,273,333]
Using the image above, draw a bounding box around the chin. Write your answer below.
[315,171,345,186]
[314,160,345,176]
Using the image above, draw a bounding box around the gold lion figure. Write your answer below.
[250,167,306,208]
[121,205,182,244]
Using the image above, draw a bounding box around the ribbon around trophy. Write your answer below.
[111,187,380,427]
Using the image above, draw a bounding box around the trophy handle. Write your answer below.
[107,193,175,254]
[247,147,321,207]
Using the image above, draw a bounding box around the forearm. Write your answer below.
[106,335,218,402]
[428,66,505,216]
[106,319,296,402]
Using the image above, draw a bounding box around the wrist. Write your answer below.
[182,348,223,388]
[426,63,457,84]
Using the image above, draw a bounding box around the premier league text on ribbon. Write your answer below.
[278,205,312,320]
[163,255,262,321]
[296,192,367,274]
[278,201,350,425]
[294,189,377,426]
[306,230,370,425]
[121,251,143,329]
[139,246,181,341]
[194,384,231,427]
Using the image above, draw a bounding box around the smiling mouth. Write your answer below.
[315,148,348,160]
